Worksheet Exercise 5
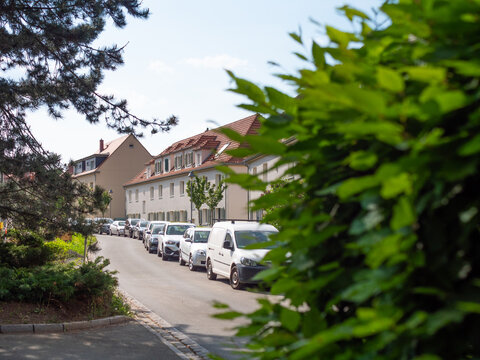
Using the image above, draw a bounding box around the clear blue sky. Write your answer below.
[27,0,382,163]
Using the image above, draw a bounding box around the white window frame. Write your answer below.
[158,185,163,199]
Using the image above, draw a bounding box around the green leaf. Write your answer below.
[458,133,480,156]
[265,87,295,113]
[337,175,379,199]
[280,308,301,332]
[227,70,266,104]
[377,67,405,93]
[380,173,413,199]
[326,26,357,49]
[366,233,402,268]
[271,278,299,295]
[456,301,480,314]
[213,311,243,320]
[338,5,370,21]
[289,32,303,45]
[345,151,378,171]
[404,66,446,84]
[413,355,441,360]
[390,197,416,230]
[311,41,325,68]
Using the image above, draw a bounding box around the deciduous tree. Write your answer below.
[221,1,480,358]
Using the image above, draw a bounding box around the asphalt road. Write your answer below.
[96,234,275,359]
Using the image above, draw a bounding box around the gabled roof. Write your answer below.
[124,114,260,187]
[72,135,132,178]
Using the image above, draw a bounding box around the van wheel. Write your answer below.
[206,259,217,280]
[179,253,186,266]
[230,266,243,290]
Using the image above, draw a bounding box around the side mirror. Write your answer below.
[185,238,192,243]
[146,230,151,234]
[223,241,233,250]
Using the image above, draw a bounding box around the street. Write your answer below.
[96,234,275,359]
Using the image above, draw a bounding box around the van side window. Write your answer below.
[225,233,232,243]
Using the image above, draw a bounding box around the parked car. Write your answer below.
[133,220,149,240]
[145,224,166,254]
[205,221,278,290]
[157,222,195,261]
[124,218,141,238]
[110,220,126,236]
[144,221,168,246]
[179,227,211,271]
[96,218,113,234]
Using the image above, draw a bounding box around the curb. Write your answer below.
[0,315,131,334]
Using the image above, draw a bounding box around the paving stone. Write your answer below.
[1,324,34,334]
[34,323,64,333]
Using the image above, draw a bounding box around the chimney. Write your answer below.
[99,139,104,152]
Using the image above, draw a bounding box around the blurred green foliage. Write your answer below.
[222,1,480,359]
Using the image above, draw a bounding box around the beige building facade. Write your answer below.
[124,115,260,225]
[72,135,152,218]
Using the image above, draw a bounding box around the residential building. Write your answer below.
[124,115,261,225]
[71,135,152,218]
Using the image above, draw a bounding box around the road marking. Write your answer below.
[119,289,211,360]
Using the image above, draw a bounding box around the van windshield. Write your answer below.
[167,225,193,235]
[131,219,140,226]
[234,230,277,249]
[194,231,210,243]
[140,221,148,227]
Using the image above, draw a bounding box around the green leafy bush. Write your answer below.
[0,257,117,304]
[0,230,55,267]
[45,233,96,260]
[223,1,480,359]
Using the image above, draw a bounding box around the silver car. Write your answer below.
[109,221,125,236]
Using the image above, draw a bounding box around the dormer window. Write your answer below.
[174,154,183,170]
[196,153,201,167]
[85,158,95,171]
[155,159,162,174]
[75,163,82,174]
[186,152,193,167]
[146,167,151,179]
[164,158,169,173]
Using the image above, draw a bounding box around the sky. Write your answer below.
[26,0,382,163]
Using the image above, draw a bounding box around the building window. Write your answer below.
[252,167,257,176]
[128,190,132,203]
[150,186,154,200]
[215,174,223,185]
[180,181,185,196]
[142,201,146,214]
[135,189,139,202]
[174,154,183,169]
[186,152,193,166]
[158,185,162,198]
[196,153,201,166]
[155,160,162,174]
[89,182,94,189]
[263,163,268,182]
[170,183,174,197]
[164,158,170,172]
[75,163,82,174]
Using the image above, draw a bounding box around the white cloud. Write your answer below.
[184,54,248,70]
[148,60,174,74]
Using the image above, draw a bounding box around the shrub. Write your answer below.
[0,230,55,268]
[222,1,480,359]
[0,257,117,305]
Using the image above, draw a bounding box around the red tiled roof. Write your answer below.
[124,114,260,187]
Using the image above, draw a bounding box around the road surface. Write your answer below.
[96,234,275,359]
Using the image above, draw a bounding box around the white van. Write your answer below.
[205,221,278,289]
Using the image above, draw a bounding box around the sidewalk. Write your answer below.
[0,321,179,360]
[0,291,212,360]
